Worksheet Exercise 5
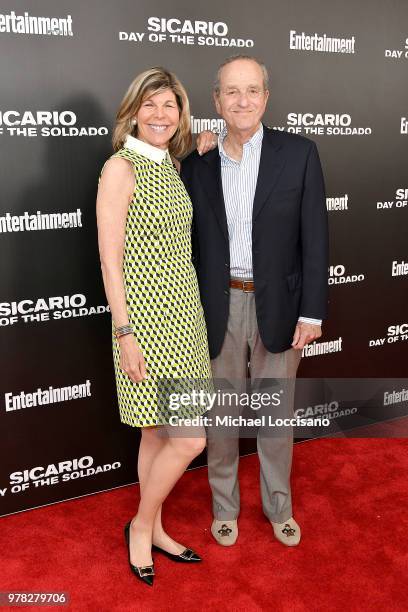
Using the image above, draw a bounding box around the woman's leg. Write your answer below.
[138,426,205,554]
[129,425,206,566]
[129,426,164,566]
[137,427,180,550]
[137,426,166,535]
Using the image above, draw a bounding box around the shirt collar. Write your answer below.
[124,134,171,164]
[218,122,264,160]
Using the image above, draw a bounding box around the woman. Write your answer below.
[96,67,214,586]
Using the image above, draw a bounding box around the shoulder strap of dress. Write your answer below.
[111,148,140,169]
[111,148,134,161]
[98,148,137,183]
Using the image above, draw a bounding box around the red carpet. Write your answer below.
[1,438,408,612]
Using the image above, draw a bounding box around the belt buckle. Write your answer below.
[242,280,252,293]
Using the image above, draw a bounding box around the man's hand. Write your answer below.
[196,130,218,156]
[291,322,322,350]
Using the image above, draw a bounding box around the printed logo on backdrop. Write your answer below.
[0,294,109,327]
[273,114,372,136]
[383,387,408,406]
[5,380,92,412]
[0,456,121,497]
[302,337,343,357]
[385,37,408,60]
[328,265,365,286]
[120,17,254,48]
[401,117,408,134]
[289,30,356,54]
[0,10,73,36]
[0,209,83,233]
[327,194,349,212]
[0,111,108,137]
[295,400,357,421]
[377,188,408,210]
[391,260,408,278]
[191,116,225,135]
[369,323,408,348]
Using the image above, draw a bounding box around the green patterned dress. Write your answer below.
[104,136,212,427]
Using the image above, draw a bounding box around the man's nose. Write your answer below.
[237,93,249,107]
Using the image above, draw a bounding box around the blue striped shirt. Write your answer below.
[218,122,321,326]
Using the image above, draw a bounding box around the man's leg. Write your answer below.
[208,286,248,522]
[247,294,301,523]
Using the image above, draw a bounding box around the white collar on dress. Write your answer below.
[124,134,170,164]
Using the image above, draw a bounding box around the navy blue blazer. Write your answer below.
[181,125,329,359]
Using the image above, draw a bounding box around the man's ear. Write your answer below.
[264,89,270,106]
[213,91,221,115]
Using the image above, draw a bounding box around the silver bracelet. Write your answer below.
[114,324,134,339]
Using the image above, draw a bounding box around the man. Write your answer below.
[181,55,328,547]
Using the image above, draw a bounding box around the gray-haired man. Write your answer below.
[182,55,328,546]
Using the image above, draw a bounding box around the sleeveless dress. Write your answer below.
[104,135,212,427]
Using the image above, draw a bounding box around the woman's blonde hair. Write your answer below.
[112,67,192,157]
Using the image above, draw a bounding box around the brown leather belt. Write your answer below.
[229,279,255,292]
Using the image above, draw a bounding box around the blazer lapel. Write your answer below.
[252,126,286,221]
[202,148,229,241]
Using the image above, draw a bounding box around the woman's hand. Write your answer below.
[196,130,218,156]
[118,334,148,383]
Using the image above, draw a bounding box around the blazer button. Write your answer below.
[224,289,229,296]
[224,262,229,267]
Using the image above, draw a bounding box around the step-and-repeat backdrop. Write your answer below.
[1,0,407,516]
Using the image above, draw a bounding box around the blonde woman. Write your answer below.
[96,68,214,586]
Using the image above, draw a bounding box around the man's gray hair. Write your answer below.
[213,54,269,95]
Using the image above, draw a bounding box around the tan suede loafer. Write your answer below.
[271,517,301,546]
[211,519,238,546]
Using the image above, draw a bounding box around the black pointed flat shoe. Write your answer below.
[152,543,202,563]
[124,521,155,586]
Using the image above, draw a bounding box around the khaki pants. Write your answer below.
[208,284,301,523]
